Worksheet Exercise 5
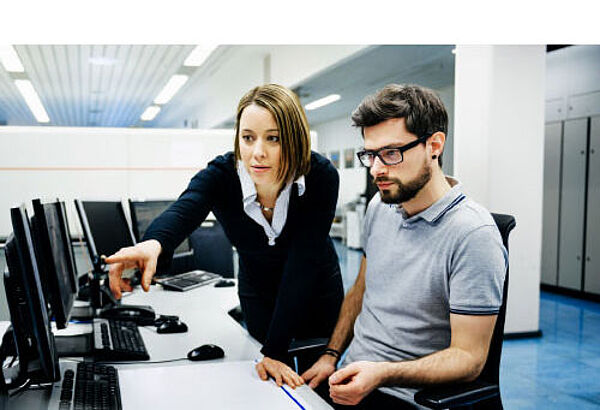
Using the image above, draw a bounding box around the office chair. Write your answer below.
[189,220,235,278]
[414,213,516,410]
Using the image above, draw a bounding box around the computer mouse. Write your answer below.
[214,279,235,288]
[187,344,225,361]
[156,319,188,334]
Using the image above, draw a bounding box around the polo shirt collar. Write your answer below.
[398,176,465,224]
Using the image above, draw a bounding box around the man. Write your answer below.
[302,84,507,409]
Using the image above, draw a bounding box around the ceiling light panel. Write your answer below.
[141,105,160,121]
[184,45,218,67]
[0,45,25,72]
[305,94,341,110]
[14,79,50,122]
[154,74,188,105]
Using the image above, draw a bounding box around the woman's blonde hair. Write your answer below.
[234,84,311,183]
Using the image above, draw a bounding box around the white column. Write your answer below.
[454,45,546,334]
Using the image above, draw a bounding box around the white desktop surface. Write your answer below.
[1,281,333,409]
[122,283,263,365]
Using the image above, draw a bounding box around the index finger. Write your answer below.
[329,366,356,385]
[301,367,316,382]
[104,248,138,264]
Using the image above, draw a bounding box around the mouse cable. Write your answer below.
[92,357,190,366]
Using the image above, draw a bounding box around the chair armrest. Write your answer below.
[287,338,328,356]
[414,381,499,409]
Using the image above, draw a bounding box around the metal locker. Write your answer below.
[584,116,600,294]
[558,118,588,290]
[541,122,563,285]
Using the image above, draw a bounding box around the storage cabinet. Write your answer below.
[541,115,600,295]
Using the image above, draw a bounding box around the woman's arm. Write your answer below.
[143,155,229,269]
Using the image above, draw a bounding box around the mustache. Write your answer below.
[374,177,399,184]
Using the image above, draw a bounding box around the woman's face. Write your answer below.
[238,104,282,189]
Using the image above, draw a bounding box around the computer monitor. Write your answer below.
[2,205,60,388]
[128,199,191,254]
[31,199,78,329]
[74,199,136,263]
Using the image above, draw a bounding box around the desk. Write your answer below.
[1,282,333,409]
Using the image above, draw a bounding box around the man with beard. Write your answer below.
[302,84,507,409]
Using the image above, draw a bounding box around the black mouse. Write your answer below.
[187,344,225,361]
[214,279,235,288]
[156,319,188,334]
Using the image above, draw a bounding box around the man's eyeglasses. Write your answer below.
[356,134,431,167]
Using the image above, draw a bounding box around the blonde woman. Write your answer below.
[106,84,344,388]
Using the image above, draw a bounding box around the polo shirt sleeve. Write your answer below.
[449,225,507,315]
[360,194,380,255]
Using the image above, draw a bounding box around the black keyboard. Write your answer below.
[155,270,220,291]
[93,318,150,361]
[59,362,122,410]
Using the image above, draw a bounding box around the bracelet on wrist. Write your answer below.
[322,348,341,361]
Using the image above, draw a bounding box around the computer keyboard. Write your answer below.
[93,318,150,361]
[59,362,122,410]
[155,270,221,291]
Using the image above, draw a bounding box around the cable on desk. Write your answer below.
[95,357,189,366]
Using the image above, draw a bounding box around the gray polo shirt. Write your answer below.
[343,178,507,405]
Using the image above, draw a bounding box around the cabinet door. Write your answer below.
[558,118,588,290]
[585,116,600,294]
[541,122,563,285]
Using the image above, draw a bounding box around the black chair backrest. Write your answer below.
[189,220,234,278]
[478,213,516,385]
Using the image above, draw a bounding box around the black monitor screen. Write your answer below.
[3,205,60,384]
[129,200,190,254]
[77,200,136,260]
[31,199,77,329]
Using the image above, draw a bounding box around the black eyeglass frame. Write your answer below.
[356,134,431,167]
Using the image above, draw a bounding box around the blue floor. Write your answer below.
[332,239,600,409]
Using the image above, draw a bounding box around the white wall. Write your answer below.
[454,45,546,334]
[313,116,366,207]
[0,126,234,237]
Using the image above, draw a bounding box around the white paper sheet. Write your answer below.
[118,360,312,410]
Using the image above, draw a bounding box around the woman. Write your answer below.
[106,84,344,388]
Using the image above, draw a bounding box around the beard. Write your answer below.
[375,160,432,204]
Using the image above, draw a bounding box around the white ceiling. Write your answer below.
[0,45,194,127]
[0,45,455,128]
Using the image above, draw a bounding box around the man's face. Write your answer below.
[364,118,431,204]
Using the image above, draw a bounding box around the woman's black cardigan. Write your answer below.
[143,151,340,360]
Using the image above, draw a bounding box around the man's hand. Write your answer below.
[328,361,387,406]
[301,354,337,389]
[105,239,162,299]
[255,357,304,388]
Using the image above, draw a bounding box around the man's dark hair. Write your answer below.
[351,84,448,167]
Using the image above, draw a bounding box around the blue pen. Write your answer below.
[279,384,306,410]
